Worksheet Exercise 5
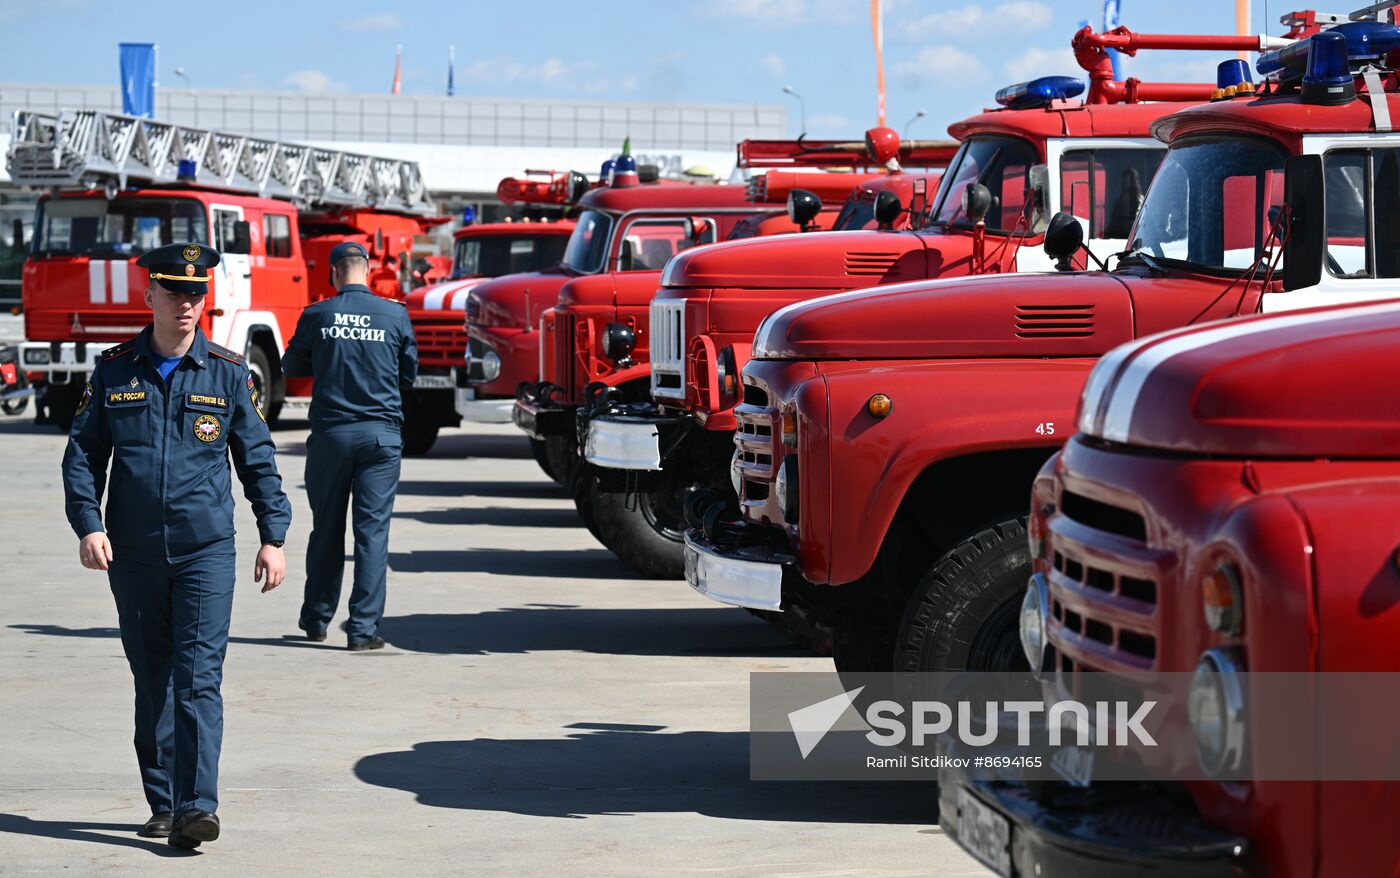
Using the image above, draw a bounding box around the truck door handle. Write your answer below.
[292,275,303,282]
[243,272,252,279]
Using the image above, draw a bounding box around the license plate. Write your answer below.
[955,786,1011,877]
[413,374,454,389]
[1051,744,1094,788]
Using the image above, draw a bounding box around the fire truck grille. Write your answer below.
[650,300,685,400]
[412,313,467,368]
[734,378,783,517]
[1014,304,1095,339]
[1047,541,1158,673]
[746,176,769,202]
[554,312,576,391]
[844,252,901,277]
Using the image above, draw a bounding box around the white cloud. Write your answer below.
[280,69,348,94]
[903,1,1053,39]
[1003,46,1077,82]
[698,0,855,27]
[894,45,989,90]
[342,12,401,32]
[757,53,786,77]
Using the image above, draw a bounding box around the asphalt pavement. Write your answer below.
[0,413,989,877]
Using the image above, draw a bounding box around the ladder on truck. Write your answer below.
[6,109,434,213]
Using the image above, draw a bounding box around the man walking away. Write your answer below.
[283,242,418,650]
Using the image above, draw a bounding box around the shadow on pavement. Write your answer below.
[9,623,120,638]
[379,604,806,658]
[422,433,531,460]
[0,813,196,856]
[0,418,64,436]
[396,480,566,500]
[353,725,936,825]
[387,547,627,577]
[392,506,581,529]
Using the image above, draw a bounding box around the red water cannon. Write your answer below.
[1072,24,1300,103]
[497,170,590,206]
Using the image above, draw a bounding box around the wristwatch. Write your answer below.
[266,540,285,548]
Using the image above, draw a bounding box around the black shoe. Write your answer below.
[139,811,174,838]
[347,636,385,652]
[167,810,220,849]
[300,625,327,643]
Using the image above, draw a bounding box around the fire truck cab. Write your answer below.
[683,16,1400,675]
[8,110,437,430]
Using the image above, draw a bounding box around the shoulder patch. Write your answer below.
[208,343,245,365]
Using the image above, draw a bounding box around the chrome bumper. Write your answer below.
[19,340,113,379]
[584,415,663,471]
[455,386,513,423]
[683,530,784,612]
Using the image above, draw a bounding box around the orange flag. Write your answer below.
[391,44,403,95]
[871,0,886,127]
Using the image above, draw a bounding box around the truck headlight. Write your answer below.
[1020,574,1050,675]
[716,345,738,398]
[776,454,799,522]
[1189,648,1247,777]
[481,349,502,382]
[602,322,636,362]
[23,347,50,366]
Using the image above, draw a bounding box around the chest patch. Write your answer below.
[189,394,228,407]
[193,413,222,442]
[107,390,148,404]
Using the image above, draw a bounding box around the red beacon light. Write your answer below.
[864,126,902,170]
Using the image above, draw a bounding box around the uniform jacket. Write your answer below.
[62,326,292,560]
[282,285,419,430]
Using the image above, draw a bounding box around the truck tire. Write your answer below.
[895,517,1031,673]
[831,630,893,673]
[591,481,686,579]
[245,345,282,427]
[530,439,561,483]
[570,467,603,541]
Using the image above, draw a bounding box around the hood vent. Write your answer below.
[1015,304,1094,339]
[845,252,902,277]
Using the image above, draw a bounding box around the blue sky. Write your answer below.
[2,0,1269,140]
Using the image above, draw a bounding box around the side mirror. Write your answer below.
[962,182,993,224]
[231,220,252,255]
[374,228,385,256]
[618,239,634,272]
[909,177,929,229]
[787,188,823,230]
[874,190,903,229]
[1026,164,1050,232]
[1043,211,1085,270]
[1283,154,1324,291]
[12,218,24,253]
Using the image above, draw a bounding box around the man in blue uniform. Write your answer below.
[283,241,417,651]
[62,242,292,849]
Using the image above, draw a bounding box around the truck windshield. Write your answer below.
[1130,136,1287,274]
[930,136,1040,234]
[832,196,876,231]
[32,196,208,258]
[561,209,613,274]
[454,233,569,279]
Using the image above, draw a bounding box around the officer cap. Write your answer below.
[329,241,370,264]
[136,242,221,295]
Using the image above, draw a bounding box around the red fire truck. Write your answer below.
[402,176,576,455]
[578,23,1271,580]
[681,15,1395,673]
[940,297,1400,877]
[8,110,438,429]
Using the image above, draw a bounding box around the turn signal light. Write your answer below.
[780,410,798,448]
[867,393,893,418]
[1201,562,1243,635]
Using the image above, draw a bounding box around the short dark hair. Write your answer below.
[333,255,370,276]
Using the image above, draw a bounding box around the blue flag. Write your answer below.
[119,42,156,117]
[447,45,455,97]
[1103,0,1123,80]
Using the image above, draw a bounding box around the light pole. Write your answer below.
[782,85,807,136]
[904,109,927,137]
[174,67,191,87]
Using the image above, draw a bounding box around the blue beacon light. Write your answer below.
[994,76,1085,110]
[1212,59,1255,100]
[1302,30,1357,105]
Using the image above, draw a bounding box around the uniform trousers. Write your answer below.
[108,549,235,816]
[299,426,402,641]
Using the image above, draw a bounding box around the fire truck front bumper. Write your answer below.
[583,409,689,471]
[19,341,114,380]
[512,383,573,440]
[938,769,1247,878]
[682,526,792,612]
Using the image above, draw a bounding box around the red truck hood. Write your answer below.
[661,229,937,290]
[752,271,1134,360]
[405,276,485,314]
[558,270,664,309]
[465,269,569,329]
[1078,298,1400,458]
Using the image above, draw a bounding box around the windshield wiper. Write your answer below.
[1116,248,1167,276]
